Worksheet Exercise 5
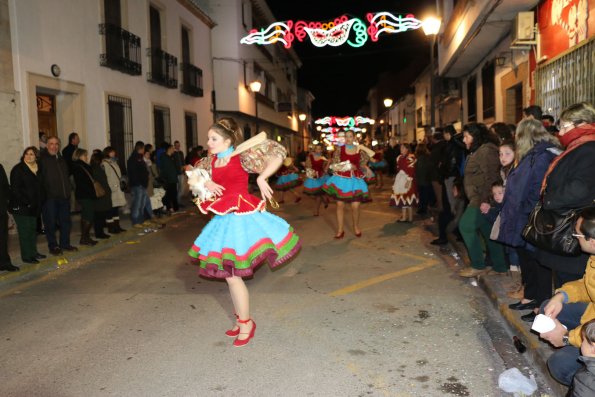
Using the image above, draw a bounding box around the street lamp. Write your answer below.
[384,98,394,138]
[383,98,393,108]
[249,80,261,134]
[422,16,441,129]
[298,113,307,121]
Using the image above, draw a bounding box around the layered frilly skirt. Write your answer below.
[274,173,302,191]
[188,209,301,279]
[322,173,371,202]
[303,175,330,195]
[370,160,387,170]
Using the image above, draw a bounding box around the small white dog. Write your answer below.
[185,166,214,201]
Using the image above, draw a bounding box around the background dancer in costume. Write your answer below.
[391,143,419,222]
[273,158,302,204]
[302,144,330,216]
[369,146,387,189]
[187,118,300,347]
[322,131,373,239]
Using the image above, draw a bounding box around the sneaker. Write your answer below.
[458,267,486,278]
[509,265,520,272]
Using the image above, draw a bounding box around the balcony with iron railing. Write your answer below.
[99,23,142,76]
[147,47,178,89]
[180,63,204,97]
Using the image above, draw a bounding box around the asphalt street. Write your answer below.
[0,189,551,396]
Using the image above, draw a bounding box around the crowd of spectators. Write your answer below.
[0,133,204,271]
[395,102,595,391]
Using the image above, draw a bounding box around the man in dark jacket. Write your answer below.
[61,132,79,174]
[429,131,449,212]
[173,141,185,205]
[39,136,77,255]
[0,163,18,271]
[127,141,149,226]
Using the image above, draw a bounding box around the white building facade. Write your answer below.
[208,0,302,154]
[6,0,214,170]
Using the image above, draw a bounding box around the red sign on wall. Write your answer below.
[538,0,595,60]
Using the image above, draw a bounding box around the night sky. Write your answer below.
[266,0,437,117]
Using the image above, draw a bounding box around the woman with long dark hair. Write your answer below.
[458,123,508,277]
[9,147,45,264]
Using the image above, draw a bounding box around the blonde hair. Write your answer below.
[560,102,595,125]
[209,118,243,147]
[515,119,560,162]
[72,148,88,162]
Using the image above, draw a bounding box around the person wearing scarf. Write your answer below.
[536,102,595,387]
[9,147,45,264]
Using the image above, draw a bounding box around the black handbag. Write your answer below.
[522,200,581,256]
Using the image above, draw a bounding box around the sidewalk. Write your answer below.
[426,221,568,397]
[1,209,189,286]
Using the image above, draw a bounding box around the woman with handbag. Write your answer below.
[496,119,560,322]
[71,149,99,246]
[458,123,509,277]
[90,152,112,239]
[322,131,374,239]
[391,143,418,222]
[530,102,595,288]
[101,147,126,233]
[9,147,45,264]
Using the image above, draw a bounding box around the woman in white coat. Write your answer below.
[102,147,127,233]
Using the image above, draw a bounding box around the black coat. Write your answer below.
[429,140,449,182]
[72,160,96,200]
[0,164,9,214]
[61,144,77,175]
[127,152,149,188]
[38,152,71,200]
[92,163,112,211]
[543,141,595,212]
[8,162,42,216]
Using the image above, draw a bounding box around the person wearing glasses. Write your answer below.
[535,103,595,297]
[539,207,595,387]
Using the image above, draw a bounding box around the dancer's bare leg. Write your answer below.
[226,275,250,338]
[351,201,361,234]
[336,201,345,236]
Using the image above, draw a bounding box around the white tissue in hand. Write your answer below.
[531,314,556,333]
[185,167,214,201]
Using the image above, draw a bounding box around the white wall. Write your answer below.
[10,0,213,154]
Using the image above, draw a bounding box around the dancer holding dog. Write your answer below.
[186,118,301,347]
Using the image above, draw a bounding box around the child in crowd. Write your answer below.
[567,318,595,396]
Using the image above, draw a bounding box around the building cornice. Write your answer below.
[177,0,216,28]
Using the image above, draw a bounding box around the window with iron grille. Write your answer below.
[467,75,477,121]
[180,26,203,97]
[147,5,177,88]
[107,95,134,173]
[184,112,198,152]
[99,0,141,76]
[482,61,495,119]
[536,38,595,119]
[153,106,171,145]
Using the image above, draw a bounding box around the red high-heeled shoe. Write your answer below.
[233,318,256,347]
[225,313,240,337]
[334,231,345,239]
[295,197,302,203]
[355,231,362,238]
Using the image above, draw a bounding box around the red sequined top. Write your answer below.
[307,154,326,178]
[334,146,365,178]
[198,155,265,215]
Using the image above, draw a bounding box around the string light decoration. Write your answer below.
[314,116,376,126]
[240,12,423,48]
[366,12,422,42]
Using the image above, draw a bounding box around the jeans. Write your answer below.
[42,198,71,249]
[163,182,179,211]
[130,186,149,225]
[540,300,588,385]
[13,215,38,260]
[459,206,507,272]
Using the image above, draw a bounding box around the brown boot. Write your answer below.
[80,220,98,246]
